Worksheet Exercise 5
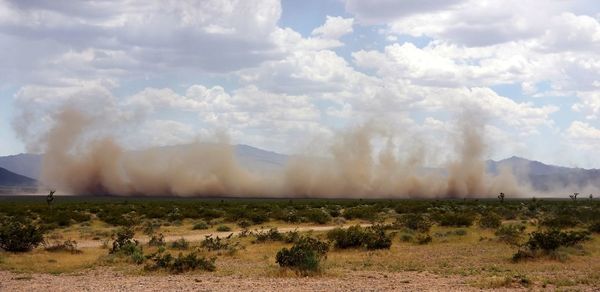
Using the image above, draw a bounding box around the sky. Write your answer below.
[0,0,600,168]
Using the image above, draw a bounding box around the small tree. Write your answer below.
[569,193,579,201]
[590,194,594,201]
[46,190,55,209]
[498,192,505,203]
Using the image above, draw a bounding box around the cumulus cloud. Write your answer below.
[0,0,283,85]
[311,16,354,40]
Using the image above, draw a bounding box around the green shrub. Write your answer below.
[327,225,368,249]
[283,230,300,243]
[171,237,189,250]
[275,236,329,275]
[513,229,591,261]
[253,228,284,243]
[416,233,432,245]
[400,234,413,242]
[192,221,209,230]
[395,213,431,233]
[327,225,392,250]
[479,212,502,229]
[541,215,580,229]
[148,233,165,247]
[342,205,379,221]
[110,226,139,254]
[145,250,216,273]
[200,235,240,255]
[142,220,160,236]
[0,218,45,252]
[524,230,590,252]
[216,225,231,232]
[589,221,600,233]
[365,225,392,249]
[237,220,252,229]
[299,208,332,224]
[435,212,475,227]
[495,224,526,245]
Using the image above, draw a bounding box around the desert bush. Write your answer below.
[434,212,475,227]
[237,219,252,229]
[200,235,240,255]
[365,225,392,249]
[342,205,379,221]
[253,228,284,243]
[142,220,161,236]
[400,233,413,242]
[216,225,231,232]
[145,250,216,273]
[298,208,332,224]
[524,229,590,252]
[327,225,367,249]
[110,226,139,255]
[44,239,81,254]
[416,233,432,245]
[0,217,44,252]
[283,230,300,243]
[171,237,189,250]
[192,220,209,230]
[540,215,580,229]
[148,233,165,247]
[479,212,502,229]
[589,221,600,233]
[495,224,526,245]
[327,225,392,250]
[395,213,431,233]
[513,229,591,261]
[275,236,329,275]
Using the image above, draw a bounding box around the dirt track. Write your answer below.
[0,268,484,291]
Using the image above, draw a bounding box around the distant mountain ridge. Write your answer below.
[486,156,600,192]
[1,145,599,192]
[0,167,36,186]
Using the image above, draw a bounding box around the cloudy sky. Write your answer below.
[1,0,600,168]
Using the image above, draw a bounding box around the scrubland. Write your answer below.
[0,196,599,291]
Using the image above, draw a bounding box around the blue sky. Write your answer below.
[1,0,600,168]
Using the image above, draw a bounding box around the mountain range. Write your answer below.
[0,145,598,194]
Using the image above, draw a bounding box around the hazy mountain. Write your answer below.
[486,156,600,192]
[0,144,288,182]
[0,153,42,179]
[0,167,36,186]
[2,145,599,193]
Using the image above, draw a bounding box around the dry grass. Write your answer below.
[1,222,599,289]
[0,248,105,274]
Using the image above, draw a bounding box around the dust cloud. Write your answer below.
[26,106,527,198]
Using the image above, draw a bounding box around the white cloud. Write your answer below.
[311,16,354,40]
[0,0,284,85]
[572,91,600,120]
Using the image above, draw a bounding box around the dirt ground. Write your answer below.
[0,268,487,291]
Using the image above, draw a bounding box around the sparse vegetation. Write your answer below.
[327,225,392,250]
[495,223,526,245]
[478,212,502,229]
[170,237,189,250]
[0,196,598,289]
[275,236,329,275]
[145,250,216,273]
[513,229,591,261]
[216,225,231,232]
[0,217,45,252]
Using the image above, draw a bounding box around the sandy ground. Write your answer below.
[77,224,372,248]
[0,268,485,291]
